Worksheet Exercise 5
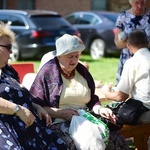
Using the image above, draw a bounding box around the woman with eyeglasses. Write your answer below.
[0,21,68,149]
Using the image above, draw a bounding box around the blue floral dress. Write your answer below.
[115,8,150,84]
[0,65,68,150]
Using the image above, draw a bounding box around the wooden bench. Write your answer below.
[119,124,150,150]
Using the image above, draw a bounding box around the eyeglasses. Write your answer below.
[0,44,12,52]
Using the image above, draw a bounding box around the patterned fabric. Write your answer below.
[50,121,129,150]
[0,69,68,150]
[115,9,150,84]
[106,131,129,150]
[1,64,20,82]
[30,58,99,111]
[50,122,77,150]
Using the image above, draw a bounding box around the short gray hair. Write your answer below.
[129,0,146,3]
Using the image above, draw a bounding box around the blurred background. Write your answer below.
[0,0,150,84]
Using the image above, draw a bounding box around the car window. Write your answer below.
[30,15,71,28]
[101,13,118,23]
[79,14,100,25]
[11,16,25,26]
[66,14,79,24]
[0,14,25,26]
[0,14,11,24]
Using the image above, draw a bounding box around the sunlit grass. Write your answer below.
[18,54,119,85]
[80,54,119,84]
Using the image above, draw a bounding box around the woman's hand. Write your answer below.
[58,108,78,121]
[114,28,127,49]
[99,107,116,124]
[17,106,35,127]
[35,104,52,126]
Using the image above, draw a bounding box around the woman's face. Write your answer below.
[58,51,81,72]
[131,0,146,15]
[0,36,12,68]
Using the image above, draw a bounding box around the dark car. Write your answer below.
[0,9,80,61]
[65,11,120,59]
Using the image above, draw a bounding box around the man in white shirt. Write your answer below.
[102,30,150,124]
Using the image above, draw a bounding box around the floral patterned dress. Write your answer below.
[0,65,68,150]
[115,8,150,84]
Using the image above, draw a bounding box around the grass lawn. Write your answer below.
[31,54,119,85]
[80,54,119,85]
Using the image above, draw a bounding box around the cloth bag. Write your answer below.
[69,109,109,150]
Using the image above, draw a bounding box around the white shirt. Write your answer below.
[117,48,150,109]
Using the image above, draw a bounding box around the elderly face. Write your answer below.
[130,0,146,15]
[0,36,12,68]
[57,51,81,72]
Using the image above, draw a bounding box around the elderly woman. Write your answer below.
[114,0,150,85]
[0,22,68,149]
[30,34,129,149]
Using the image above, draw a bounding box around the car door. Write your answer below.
[66,12,101,48]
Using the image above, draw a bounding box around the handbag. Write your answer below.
[107,98,149,125]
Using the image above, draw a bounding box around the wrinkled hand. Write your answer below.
[99,107,116,124]
[17,106,35,127]
[58,108,78,121]
[36,105,52,126]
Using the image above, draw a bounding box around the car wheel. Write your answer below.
[90,39,106,60]
[9,41,21,62]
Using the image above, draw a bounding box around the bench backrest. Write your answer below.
[10,62,35,83]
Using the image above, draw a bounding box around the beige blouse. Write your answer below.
[54,70,91,122]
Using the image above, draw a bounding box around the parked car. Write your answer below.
[0,9,80,61]
[65,11,121,59]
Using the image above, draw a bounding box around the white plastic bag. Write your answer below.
[69,109,109,150]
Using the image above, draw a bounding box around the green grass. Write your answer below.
[80,54,119,84]
[18,54,119,85]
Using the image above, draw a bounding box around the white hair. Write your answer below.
[129,0,146,3]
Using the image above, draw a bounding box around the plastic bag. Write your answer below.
[69,109,109,150]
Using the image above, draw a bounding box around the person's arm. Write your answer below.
[0,97,35,127]
[105,90,129,102]
[43,106,78,121]
[0,97,20,115]
[92,105,116,124]
[101,83,129,102]
[32,102,52,126]
[114,28,127,49]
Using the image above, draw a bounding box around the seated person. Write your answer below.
[30,34,129,149]
[0,21,68,149]
[102,30,150,124]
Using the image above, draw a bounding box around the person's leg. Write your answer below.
[0,119,24,150]
[137,110,150,123]
[0,83,68,149]
[50,121,77,150]
[106,131,129,150]
[137,111,150,149]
